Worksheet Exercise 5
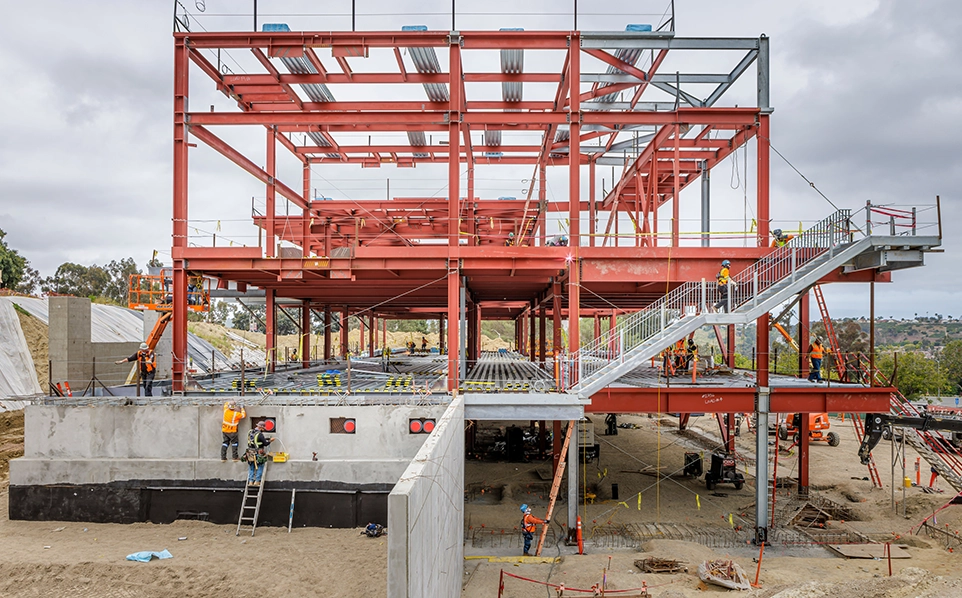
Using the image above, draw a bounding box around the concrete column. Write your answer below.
[48,297,91,389]
[755,313,771,545]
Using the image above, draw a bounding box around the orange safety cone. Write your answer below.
[929,468,939,488]
[576,516,584,555]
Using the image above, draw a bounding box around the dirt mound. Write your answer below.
[14,309,47,391]
[0,409,25,483]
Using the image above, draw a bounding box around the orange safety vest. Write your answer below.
[810,344,824,360]
[522,512,545,533]
[222,403,246,433]
[137,349,156,373]
[716,266,730,286]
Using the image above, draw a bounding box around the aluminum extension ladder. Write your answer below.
[236,461,268,536]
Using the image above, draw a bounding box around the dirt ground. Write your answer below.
[3,409,962,596]
[460,414,962,597]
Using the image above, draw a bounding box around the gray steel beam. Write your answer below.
[755,386,770,544]
[705,50,758,107]
[757,34,770,112]
[582,74,731,84]
[580,36,760,51]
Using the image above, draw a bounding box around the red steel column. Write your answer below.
[672,123,680,246]
[171,38,189,391]
[552,282,563,356]
[539,164,547,246]
[339,308,348,358]
[757,114,770,245]
[475,304,482,360]
[266,127,277,258]
[727,325,736,368]
[301,301,311,368]
[589,159,596,247]
[447,39,461,391]
[302,162,311,256]
[529,302,537,362]
[593,314,601,341]
[567,36,581,364]
[799,291,810,379]
[368,313,375,358]
[323,306,332,360]
[439,315,446,354]
[266,289,276,373]
[538,306,546,365]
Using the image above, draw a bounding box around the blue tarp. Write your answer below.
[125,549,173,562]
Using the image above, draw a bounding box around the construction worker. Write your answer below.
[245,420,274,486]
[713,259,732,312]
[808,339,827,383]
[683,338,698,373]
[605,413,618,436]
[505,232,515,246]
[221,401,246,461]
[115,342,156,396]
[770,228,794,248]
[520,504,549,556]
[421,336,428,352]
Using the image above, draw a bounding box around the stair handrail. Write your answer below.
[566,209,853,392]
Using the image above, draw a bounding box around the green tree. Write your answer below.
[939,340,962,394]
[41,258,140,304]
[0,229,27,290]
[14,264,41,295]
[876,351,950,400]
[101,258,140,304]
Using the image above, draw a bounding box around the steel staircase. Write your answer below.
[565,209,937,398]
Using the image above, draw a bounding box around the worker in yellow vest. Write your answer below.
[713,260,732,312]
[221,401,247,461]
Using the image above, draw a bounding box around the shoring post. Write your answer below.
[911,207,917,235]
[498,569,504,598]
[866,200,872,235]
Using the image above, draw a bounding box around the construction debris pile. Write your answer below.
[697,559,751,591]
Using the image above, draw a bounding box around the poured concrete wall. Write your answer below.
[12,403,447,487]
[143,311,172,380]
[388,397,464,598]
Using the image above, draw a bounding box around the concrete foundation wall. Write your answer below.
[388,397,464,598]
[14,404,447,487]
[48,297,139,389]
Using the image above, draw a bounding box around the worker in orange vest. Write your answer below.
[221,401,247,461]
[808,338,828,383]
[520,504,549,556]
[116,342,157,396]
[770,228,795,248]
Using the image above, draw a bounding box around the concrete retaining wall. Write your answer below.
[388,397,464,598]
[14,403,447,486]
[48,297,139,389]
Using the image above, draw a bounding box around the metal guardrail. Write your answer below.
[565,209,854,393]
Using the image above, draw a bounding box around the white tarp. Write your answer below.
[0,300,43,399]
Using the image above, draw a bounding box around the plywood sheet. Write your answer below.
[828,544,911,559]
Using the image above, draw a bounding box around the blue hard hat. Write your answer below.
[772,228,783,237]
[520,504,528,512]
[721,259,731,267]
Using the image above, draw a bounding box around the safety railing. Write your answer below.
[564,209,853,393]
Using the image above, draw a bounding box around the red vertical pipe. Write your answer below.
[799,291,810,379]
[266,289,276,373]
[593,314,601,341]
[323,306,332,360]
[757,114,771,245]
[266,127,276,258]
[567,36,581,364]
[301,302,311,368]
[475,304,482,361]
[171,39,189,391]
[340,308,348,358]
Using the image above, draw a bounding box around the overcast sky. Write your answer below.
[0,0,958,318]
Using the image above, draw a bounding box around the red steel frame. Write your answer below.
[171,28,894,419]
